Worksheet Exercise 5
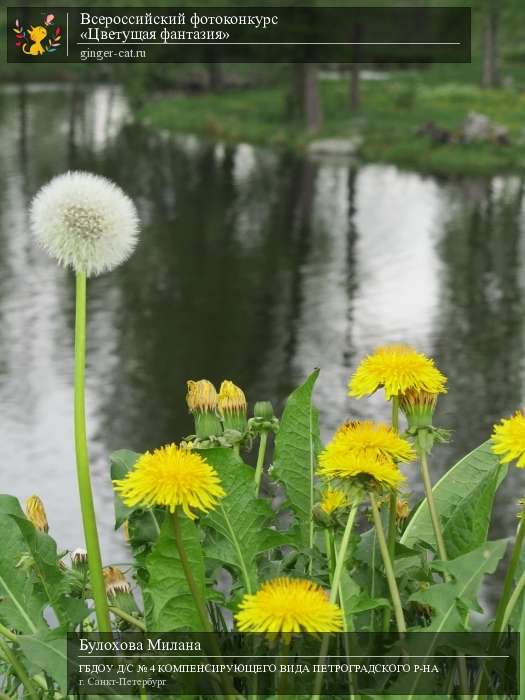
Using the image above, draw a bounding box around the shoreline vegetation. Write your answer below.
[138,72,525,177]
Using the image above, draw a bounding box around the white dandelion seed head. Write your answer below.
[30,171,139,277]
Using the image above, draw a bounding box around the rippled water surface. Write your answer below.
[1,84,524,596]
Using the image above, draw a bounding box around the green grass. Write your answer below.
[139,71,525,176]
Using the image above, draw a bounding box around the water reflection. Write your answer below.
[0,84,524,587]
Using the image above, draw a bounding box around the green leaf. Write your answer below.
[338,569,389,632]
[0,516,46,634]
[409,540,507,632]
[273,369,322,549]
[401,441,506,557]
[0,495,79,632]
[202,448,292,593]
[146,515,206,632]
[110,450,141,529]
[17,630,68,692]
[0,495,89,628]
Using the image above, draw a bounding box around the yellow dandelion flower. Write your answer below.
[492,411,525,467]
[186,379,218,413]
[235,577,343,634]
[317,422,411,490]
[25,495,49,533]
[318,452,405,490]
[349,344,447,400]
[113,443,225,519]
[329,421,415,464]
[320,488,348,515]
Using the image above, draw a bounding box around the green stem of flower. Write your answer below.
[109,606,146,631]
[383,395,400,632]
[476,540,525,700]
[311,503,359,700]
[329,502,359,605]
[171,511,240,698]
[418,448,448,567]
[277,635,291,695]
[518,600,525,700]
[0,622,16,643]
[493,515,525,635]
[499,569,525,634]
[370,492,407,635]
[325,529,334,586]
[254,431,268,496]
[391,395,400,432]
[74,272,111,633]
[0,638,38,700]
[171,509,212,633]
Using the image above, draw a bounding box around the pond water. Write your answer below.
[1,84,524,607]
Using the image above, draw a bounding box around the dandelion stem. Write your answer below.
[311,503,359,700]
[0,638,38,700]
[74,271,111,633]
[418,449,469,697]
[477,513,525,700]
[254,431,268,496]
[384,395,400,632]
[370,492,406,635]
[499,568,525,633]
[391,395,400,432]
[493,516,525,636]
[109,606,146,631]
[171,510,239,698]
[0,622,16,643]
[418,448,448,565]
[277,636,291,695]
[329,502,359,605]
[325,529,334,585]
[171,509,212,633]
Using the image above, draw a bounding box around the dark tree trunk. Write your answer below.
[482,0,502,88]
[349,64,360,110]
[207,62,225,92]
[289,64,323,132]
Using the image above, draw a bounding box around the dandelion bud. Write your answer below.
[30,171,139,277]
[103,566,131,598]
[71,548,88,571]
[400,389,450,453]
[395,497,410,523]
[254,401,274,421]
[218,380,248,434]
[319,488,348,516]
[186,379,223,439]
[314,488,349,527]
[399,389,437,430]
[25,495,49,533]
[103,566,139,627]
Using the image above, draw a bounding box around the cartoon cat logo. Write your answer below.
[23,25,48,56]
[13,14,62,57]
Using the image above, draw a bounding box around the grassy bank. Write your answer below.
[139,73,525,176]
